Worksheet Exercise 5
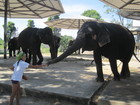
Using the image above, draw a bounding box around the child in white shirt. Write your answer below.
[9,52,47,105]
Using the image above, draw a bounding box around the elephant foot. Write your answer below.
[120,74,130,79]
[120,72,130,79]
[113,77,120,81]
[96,77,104,82]
[37,62,42,65]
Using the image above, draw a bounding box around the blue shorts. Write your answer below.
[11,80,19,84]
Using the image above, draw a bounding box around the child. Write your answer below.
[9,52,47,105]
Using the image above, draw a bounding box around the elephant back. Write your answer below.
[18,27,38,49]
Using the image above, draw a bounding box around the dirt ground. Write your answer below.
[0,51,140,105]
[0,51,96,105]
[0,93,78,105]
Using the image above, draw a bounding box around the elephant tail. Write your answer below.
[133,52,140,62]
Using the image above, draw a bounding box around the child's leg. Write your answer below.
[16,83,20,105]
[9,82,19,105]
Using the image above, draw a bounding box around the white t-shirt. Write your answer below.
[11,60,29,81]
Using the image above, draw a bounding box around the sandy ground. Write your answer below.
[0,51,96,105]
[0,51,140,105]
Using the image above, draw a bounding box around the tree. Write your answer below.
[3,21,16,40]
[104,5,132,28]
[48,15,59,21]
[48,15,61,36]
[0,38,4,51]
[27,20,35,28]
[82,9,103,20]
[60,35,74,52]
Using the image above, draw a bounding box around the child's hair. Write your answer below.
[16,52,26,66]
[17,60,20,66]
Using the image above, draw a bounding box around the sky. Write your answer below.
[0,0,116,40]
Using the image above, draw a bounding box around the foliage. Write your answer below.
[0,38,4,46]
[40,44,50,53]
[0,38,4,54]
[48,15,59,21]
[104,5,132,28]
[27,20,35,28]
[60,35,74,52]
[3,21,16,40]
[82,9,102,20]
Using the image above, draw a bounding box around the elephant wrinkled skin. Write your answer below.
[18,27,60,65]
[47,21,135,82]
[8,37,20,57]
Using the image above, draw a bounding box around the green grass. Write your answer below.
[40,44,50,54]
[0,38,4,48]
[0,38,4,54]
[0,41,61,55]
[0,45,3,49]
[41,44,62,55]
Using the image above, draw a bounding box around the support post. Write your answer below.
[4,0,8,59]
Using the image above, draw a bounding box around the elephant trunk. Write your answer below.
[50,46,57,59]
[50,38,57,59]
[47,38,85,65]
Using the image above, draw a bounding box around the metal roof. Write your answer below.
[99,0,140,11]
[0,0,65,18]
[119,10,140,20]
[45,16,101,29]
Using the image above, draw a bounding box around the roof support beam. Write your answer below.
[119,0,134,9]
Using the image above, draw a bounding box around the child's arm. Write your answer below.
[10,66,14,71]
[28,64,48,68]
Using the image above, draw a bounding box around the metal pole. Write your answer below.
[4,0,8,59]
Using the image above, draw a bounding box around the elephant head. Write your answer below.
[37,27,57,59]
[47,21,110,65]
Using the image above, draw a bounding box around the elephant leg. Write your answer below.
[13,50,16,57]
[94,51,104,82]
[9,49,12,57]
[37,51,43,65]
[17,47,20,54]
[28,51,32,64]
[32,52,37,65]
[78,49,81,54]
[109,58,120,81]
[22,49,29,63]
[120,61,130,78]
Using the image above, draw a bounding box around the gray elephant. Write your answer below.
[8,37,20,57]
[68,40,80,54]
[47,21,135,82]
[18,27,60,65]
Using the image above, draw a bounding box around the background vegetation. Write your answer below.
[82,9,103,20]
[59,35,74,52]
[0,38,4,54]
[0,8,132,56]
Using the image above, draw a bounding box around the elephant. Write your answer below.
[53,35,61,57]
[8,37,20,57]
[47,21,135,82]
[18,27,60,65]
[68,40,80,54]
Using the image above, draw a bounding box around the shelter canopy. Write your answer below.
[45,16,102,29]
[119,10,140,20]
[0,0,64,18]
[99,0,140,11]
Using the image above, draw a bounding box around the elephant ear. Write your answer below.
[96,25,110,47]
